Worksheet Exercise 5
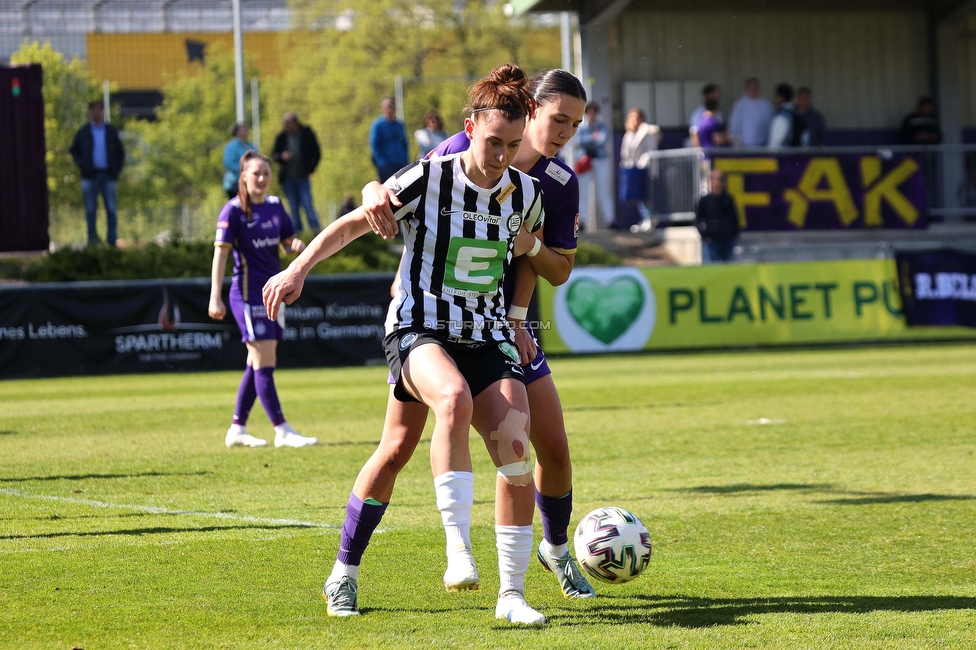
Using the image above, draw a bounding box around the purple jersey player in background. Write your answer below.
[349,69,595,601]
[208,150,318,449]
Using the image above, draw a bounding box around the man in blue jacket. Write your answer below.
[70,100,125,246]
[369,97,408,182]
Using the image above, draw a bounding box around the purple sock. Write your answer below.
[254,367,285,426]
[536,489,573,547]
[337,493,389,566]
[232,366,257,426]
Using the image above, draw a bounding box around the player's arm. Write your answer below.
[263,209,373,319]
[525,237,575,287]
[279,235,306,255]
[361,180,400,240]
[208,244,231,320]
[508,256,539,365]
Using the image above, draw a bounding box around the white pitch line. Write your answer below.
[0,488,339,530]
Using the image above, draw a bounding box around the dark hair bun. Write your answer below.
[490,64,528,88]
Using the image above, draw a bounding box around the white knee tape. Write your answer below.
[490,409,532,487]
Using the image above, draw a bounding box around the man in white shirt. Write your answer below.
[728,78,773,147]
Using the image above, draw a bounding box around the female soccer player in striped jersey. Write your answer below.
[263,65,549,625]
[209,151,318,449]
[354,69,594,601]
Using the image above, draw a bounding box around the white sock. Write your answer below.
[228,424,246,434]
[496,524,533,595]
[329,560,359,583]
[541,539,569,558]
[434,471,474,555]
[274,422,295,436]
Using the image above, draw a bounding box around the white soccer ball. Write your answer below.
[573,506,652,584]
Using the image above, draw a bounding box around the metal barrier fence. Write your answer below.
[643,144,976,224]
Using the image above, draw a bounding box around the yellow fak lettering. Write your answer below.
[861,157,921,226]
[713,158,778,228]
[783,158,859,227]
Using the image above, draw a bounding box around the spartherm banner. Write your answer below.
[896,249,976,328]
[536,260,976,354]
[0,274,393,379]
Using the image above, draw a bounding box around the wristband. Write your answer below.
[526,237,542,257]
[508,305,528,321]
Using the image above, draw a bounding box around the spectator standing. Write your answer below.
[696,97,729,148]
[695,169,739,263]
[619,108,661,232]
[575,102,615,229]
[768,83,805,149]
[272,112,322,233]
[795,87,827,147]
[413,109,448,160]
[729,78,773,147]
[370,96,409,181]
[689,84,722,147]
[900,97,943,145]
[70,100,125,246]
[222,122,253,200]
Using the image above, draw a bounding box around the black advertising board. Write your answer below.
[0,274,394,379]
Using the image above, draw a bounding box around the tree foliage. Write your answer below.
[267,1,561,208]
[10,41,102,207]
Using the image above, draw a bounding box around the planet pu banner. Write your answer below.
[537,260,976,354]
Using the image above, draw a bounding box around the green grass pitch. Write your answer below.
[2,343,975,649]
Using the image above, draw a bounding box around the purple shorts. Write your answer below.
[229,293,285,343]
[386,324,551,385]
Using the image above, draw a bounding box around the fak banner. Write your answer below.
[536,260,976,354]
[896,249,976,328]
[0,274,393,379]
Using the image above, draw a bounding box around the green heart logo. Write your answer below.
[566,277,645,344]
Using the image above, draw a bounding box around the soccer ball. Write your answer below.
[573,507,652,584]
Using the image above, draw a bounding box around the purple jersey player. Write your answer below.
[334,70,595,607]
[208,150,318,450]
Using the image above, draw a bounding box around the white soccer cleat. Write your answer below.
[225,426,268,448]
[443,547,479,592]
[495,590,546,626]
[273,423,318,448]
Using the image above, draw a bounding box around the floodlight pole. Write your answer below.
[232,0,245,123]
[102,80,111,123]
[251,77,260,150]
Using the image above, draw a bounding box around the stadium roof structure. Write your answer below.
[0,0,291,34]
[511,0,976,21]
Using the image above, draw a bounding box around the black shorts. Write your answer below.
[383,328,525,403]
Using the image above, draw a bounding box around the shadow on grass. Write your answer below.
[0,430,15,435]
[0,523,312,540]
[673,483,976,505]
[547,593,976,628]
[317,440,382,448]
[0,471,210,483]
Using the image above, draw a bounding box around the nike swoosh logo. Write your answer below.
[529,357,545,371]
[246,219,259,228]
[440,208,459,217]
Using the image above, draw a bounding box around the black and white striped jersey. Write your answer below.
[383,153,545,342]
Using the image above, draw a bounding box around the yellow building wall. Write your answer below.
[86,32,282,90]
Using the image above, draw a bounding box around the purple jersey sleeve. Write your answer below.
[276,199,296,241]
[529,157,579,254]
[429,132,469,157]
[215,200,238,246]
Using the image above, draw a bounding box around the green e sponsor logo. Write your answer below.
[444,237,507,293]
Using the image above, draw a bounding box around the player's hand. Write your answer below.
[288,238,306,254]
[362,181,400,240]
[513,231,539,257]
[513,322,537,365]
[281,151,292,162]
[208,296,226,321]
[263,267,306,320]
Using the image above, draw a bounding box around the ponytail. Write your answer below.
[465,64,533,123]
[237,150,271,223]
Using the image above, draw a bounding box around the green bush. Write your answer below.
[574,240,623,266]
[1,235,619,283]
